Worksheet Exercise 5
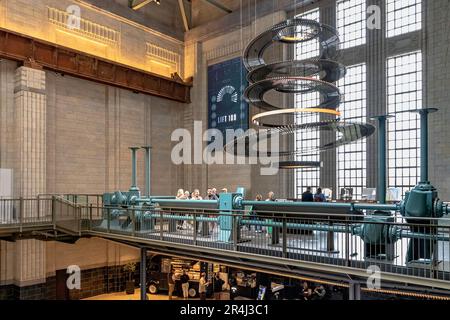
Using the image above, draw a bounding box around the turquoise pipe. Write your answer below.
[419,110,429,183]
[142,146,152,197]
[136,212,218,222]
[135,196,176,202]
[239,219,450,241]
[150,198,219,209]
[129,147,140,192]
[410,108,437,183]
[241,200,399,211]
[371,115,392,204]
[240,219,349,233]
[379,117,387,204]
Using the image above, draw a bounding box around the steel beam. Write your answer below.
[0,28,191,103]
[201,0,232,13]
[178,0,190,32]
[140,247,147,300]
[87,230,450,291]
[349,281,361,300]
[131,0,156,10]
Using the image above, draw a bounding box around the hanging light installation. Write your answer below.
[225,18,375,161]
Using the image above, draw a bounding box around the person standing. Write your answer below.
[192,189,203,200]
[228,273,238,300]
[301,281,312,300]
[180,270,190,299]
[264,192,276,238]
[176,189,185,199]
[208,189,218,200]
[266,191,276,202]
[252,194,263,232]
[167,268,176,300]
[301,187,314,202]
[212,188,218,198]
[176,189,186,230]
[213,273,224,300]
[206,188,218,234]
[199,272,207,300]
[314,188,326,202]
[312,284,326,300]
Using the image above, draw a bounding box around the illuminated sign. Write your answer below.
[207,57,249,141]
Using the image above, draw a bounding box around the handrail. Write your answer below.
[1,196,450,293]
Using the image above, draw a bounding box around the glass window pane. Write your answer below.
[337,0,366,49]
[336,64,367,200]
[387,51,422,197]
[295,9,321,197]
[387,0,422,38]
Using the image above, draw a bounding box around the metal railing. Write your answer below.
[0,196,83,234]
[2,197,450,288]
[0,197,53,226]
[82,204,450,283]
[39,194,103,208]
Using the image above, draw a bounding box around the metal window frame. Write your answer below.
[386,0,422,38]
[336,64,367,200]
[387,51,422,197]
[336,0,367,49]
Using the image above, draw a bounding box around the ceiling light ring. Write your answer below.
[247,59,347,84]
[223,121,375,158]
[277,161,322,169]
[244,76,342,111]
[252,108,342,128]
[243,19,341,72]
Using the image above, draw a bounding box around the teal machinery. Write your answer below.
[102,108,449,264]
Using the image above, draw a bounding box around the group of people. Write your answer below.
[176,187,326,203]
[175,187,228,234]
[301,187,327,202]
[254,191,276,202]
[176,187,228,201]
[167,268,225,300]
[300,281,327,300]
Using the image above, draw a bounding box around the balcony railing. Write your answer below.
[1,196,450,290]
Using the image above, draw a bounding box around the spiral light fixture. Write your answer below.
[224,18,375,161]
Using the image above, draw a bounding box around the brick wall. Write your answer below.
[0,264,138,300]
[69,264,140,300]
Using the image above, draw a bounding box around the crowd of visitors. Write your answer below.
[174,187,225,234]
[173,187,327,238]
[176,187,224,200]
[175,187,326,202]
[168,268,328,301]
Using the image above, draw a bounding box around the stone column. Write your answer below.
[13,66,48,293]
[320,2,338,197]
[14,239,47,288]
[184,41,207,193]
[14,66,47,199]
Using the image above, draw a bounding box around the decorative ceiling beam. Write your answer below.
[129,0,160,11]
[178,0,190,31]
[201,0,232,13]
[0,28,191,103]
